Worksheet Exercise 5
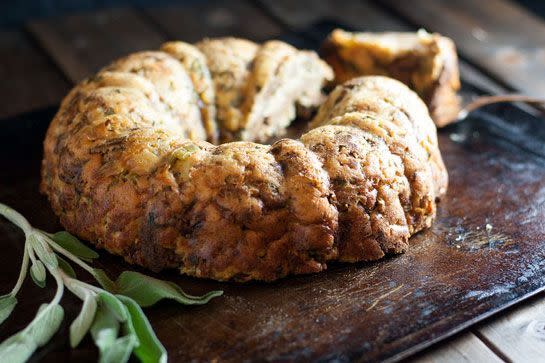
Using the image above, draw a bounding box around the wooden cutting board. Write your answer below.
[2,31,545,363]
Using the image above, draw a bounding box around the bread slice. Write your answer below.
[196,38,258,141]
[161,41,219,143]
[321,29,461,127]
[240,40,333,142]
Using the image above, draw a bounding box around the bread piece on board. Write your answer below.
[321,29,461,127]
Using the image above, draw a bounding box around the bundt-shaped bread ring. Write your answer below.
[41,37,447,281]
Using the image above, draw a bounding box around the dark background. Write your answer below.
[0,0,544,29]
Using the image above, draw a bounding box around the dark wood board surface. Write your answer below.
[27,7,166,83]
[0,30,69,119]
[2,22,545,361]
[143,0,282,42]
[379,0,545,96]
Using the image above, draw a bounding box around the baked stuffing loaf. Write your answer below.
[321,29,461,127]
[41,36,448,281]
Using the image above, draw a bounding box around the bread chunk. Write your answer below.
[321,29,461,127]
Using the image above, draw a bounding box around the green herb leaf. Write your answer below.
[117,295,167,363]
[97,292,127,322]
[50,231,99,262]
[117,295,140,346]
[28,234,58,269]
[0,295,17,325]
[57,256,77,278]
[30,260,46,288]
[116,271,222,307]
[0,303,65,362]
[70,291,97,347]
[99,335,136,363]
[0,334,36,363]
[25,303,64,346]
[93,269,117,292]
[91,304,120,354]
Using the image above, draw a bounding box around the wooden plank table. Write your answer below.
[0,30,69,118]
[1,0,544,361]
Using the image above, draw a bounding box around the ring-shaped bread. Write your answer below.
[41,37,447,281]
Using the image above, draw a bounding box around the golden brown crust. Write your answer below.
[301,125,410,261]
[160,41,219,143]
[311,76,448,198]
[102,51,207,140]
[196,38,258,141]
[41,35,448,282]
[321,29,461,127]
[425,36,461,127]
[172,142,338,281]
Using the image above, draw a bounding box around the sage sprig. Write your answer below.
[0,203,223,363]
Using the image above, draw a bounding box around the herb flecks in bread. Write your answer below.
[41,36,448,282]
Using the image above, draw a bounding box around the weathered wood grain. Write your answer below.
[258,0,403,31]
[26,7,165,83]
[477,296,545,362]
[379,0,545,96]
[409,333,503,363]
[0,31,69,118]
[142,0,282,42]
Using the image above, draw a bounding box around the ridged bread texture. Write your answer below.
[41,36,447,281]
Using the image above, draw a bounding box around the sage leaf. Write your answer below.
[99,335,136,363]
[0,303,65,362]
[50,231,99,262]
[29,234,58,269]
[118,295,167,363]
[57,255,77,278]
[93,269,117,292]
[117,297,139,348]
[91,304,120,354]
[70,291,97,347]
[30,260,46,288]
[116,271,222,307]
[97,292,127,322]
[25,303,64,346]
[0,295,17,325]
[0,334,36,363]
